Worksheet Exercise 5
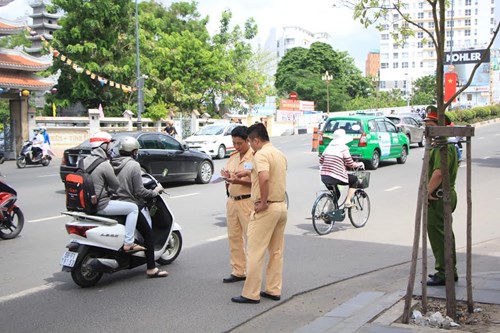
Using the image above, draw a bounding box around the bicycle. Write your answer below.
[311,168,371,235]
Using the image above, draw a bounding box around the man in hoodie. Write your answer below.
[83,132,142,253]
[111,136,167,278]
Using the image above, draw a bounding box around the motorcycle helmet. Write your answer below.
[39,126,47,134]
[118,136,140,159]
[90,131,113,149]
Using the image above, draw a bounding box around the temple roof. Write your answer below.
[31,22,62,30]
[0,48,51,71]
[0,72,54,90]
[30,12,61,20]
[0,19,24,35]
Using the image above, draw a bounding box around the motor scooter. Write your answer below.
[16,140,52,168]
[0,173,24,240]
[60,173,182,287]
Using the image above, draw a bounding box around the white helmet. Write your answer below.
[90,131,113,149]
[118,136,140,153]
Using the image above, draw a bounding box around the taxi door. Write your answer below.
[375,119,392,157]
[383,119,403,157]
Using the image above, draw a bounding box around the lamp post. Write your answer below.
[405,73,410,110]
[322,70,333,117]
[372,71,380,112]
[135,0,143,130]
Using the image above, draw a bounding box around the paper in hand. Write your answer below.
[210,175,226,184]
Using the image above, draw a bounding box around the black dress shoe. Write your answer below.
[260,291,281,301]
[426,274,446,286]
[428,272,459,282]
[231,296,260,304]
[223,274,246,283]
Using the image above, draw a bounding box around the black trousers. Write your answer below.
[136,211,155,269]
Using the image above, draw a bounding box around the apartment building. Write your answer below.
[378,0,498,105]
[264,26,334,77]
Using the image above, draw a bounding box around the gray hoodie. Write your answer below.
[82,147,119,211]
[111,155,157,207]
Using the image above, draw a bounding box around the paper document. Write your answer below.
[210,175,226,184]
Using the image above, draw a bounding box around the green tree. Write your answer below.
[275,42,370,112]
[412,75,436,105]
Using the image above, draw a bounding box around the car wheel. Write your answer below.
[366,150,380,170]
[195,160,213,184]
[418,136,425,147]
[216,145,226,159]
[397,146,408,164]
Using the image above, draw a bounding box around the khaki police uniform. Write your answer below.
[225,148,254,278]
[242,142,287,300]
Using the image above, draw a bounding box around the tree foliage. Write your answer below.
[47,0,271,118]
[275,42,370,112]
[412,75,436,106]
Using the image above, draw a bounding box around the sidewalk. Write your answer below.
[230,238,500,333]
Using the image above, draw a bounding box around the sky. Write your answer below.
[0,0,380,70]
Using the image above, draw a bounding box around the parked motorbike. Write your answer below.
[60,173,182,287]
[0,175,24,240]
[16,140,51,168]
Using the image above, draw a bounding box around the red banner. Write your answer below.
[444,72,457,103]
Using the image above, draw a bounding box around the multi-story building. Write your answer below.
[365,50,380,78]
[377,0,499,106]
[264,26,334,77]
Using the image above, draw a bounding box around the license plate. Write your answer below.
[60,251,78,267]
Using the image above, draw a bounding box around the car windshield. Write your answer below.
[323,120,363,134]
[195,125,225,136]
[387,117,401,125]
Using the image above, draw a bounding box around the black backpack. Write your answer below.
[65,157,105,214]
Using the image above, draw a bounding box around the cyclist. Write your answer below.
[319,129,363,207]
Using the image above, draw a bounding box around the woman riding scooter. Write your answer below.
[111,136,168,278]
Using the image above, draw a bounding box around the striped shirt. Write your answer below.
[319,144,357,183]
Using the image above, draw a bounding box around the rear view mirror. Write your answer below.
[182,143,189,150]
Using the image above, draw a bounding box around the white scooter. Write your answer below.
[60,173,182,287]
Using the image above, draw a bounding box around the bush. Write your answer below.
[445,110,457,123]
[490,104,500,116]
[474,106,491,118]
[460,109,476,122]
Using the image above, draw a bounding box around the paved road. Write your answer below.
[0,123,498,332]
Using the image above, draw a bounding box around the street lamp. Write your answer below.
[135,0,143,130]
[372,71,380,112]
[322,70,333,117]
[405,73,410,110]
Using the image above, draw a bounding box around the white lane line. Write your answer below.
[385,186,402,192]
[38,174,59,178]
[0,282,60,304]
[207,235,227,242]
[483,156,491,159]
[29,215,68,223]
[168,193,199,199]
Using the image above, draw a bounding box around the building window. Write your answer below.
[402,52,408,59]
[393,13,399,20]
[393,44,399,49]
[380,81,386,89]
[418,2,424,9]
[381,53,389,60]
[465,0,471,5]
[417,42,423,48]
[428,22,434,28]
[381,24,389,30]
[393,62,399,69]
[417,12,424,19]
[420,61,424,68]
[393,52,399,59]
[491,18,495,24]
[428,51,434,58]
[465,19,471,26]
[446,21,454,28]
[381,62,389,69]
[402,62,409,68]
[465,29,471,36]
[417,32,424,38]
[382,34,389,40]
[395,81,399,88]
[393,24,399,30]
[465,9,471,16]
[412,61,416,68]
[427,41,433,48]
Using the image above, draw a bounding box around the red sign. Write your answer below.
[444,72,457,103]
[289,91,298,100]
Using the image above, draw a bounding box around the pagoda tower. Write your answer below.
[0,1,55,158]
[26,0,61,57]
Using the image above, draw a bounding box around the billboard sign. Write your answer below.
[444,49,490,65]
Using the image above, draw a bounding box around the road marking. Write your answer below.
[38,174,59,178]
[29,215,67,223]
[385,186,401,192]
[483,156,490,159]
[207,235,226,242]
[0,282,60,304]
[169,193,199,199]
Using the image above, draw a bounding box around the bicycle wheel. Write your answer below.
[348,190,370,228]
[312,193,337,235]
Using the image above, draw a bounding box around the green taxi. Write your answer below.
[318,115,410,170]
